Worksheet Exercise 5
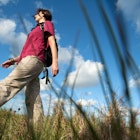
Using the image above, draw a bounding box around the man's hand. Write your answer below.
[1,59,15,68]
[51,62,59,77]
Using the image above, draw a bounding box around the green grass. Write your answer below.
[0,0,140,139]
[0,99,140,140]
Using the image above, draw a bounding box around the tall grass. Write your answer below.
[0,0,140,139]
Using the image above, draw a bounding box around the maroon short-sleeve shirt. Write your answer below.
[18,20,54,63]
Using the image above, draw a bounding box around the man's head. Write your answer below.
[35,8,52,21]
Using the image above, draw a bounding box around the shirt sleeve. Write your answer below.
[44,21,54,36]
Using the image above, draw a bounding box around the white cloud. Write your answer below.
[0,18,27,56]
[76,99,97,107]
[129,78,140,88]
[64,60,104,88]
[116,0,140,32]
[40,78,52,91]
[0,0,17,6]
[55,32,61,43]
[58,46,78,64]
[128,73,140,88]
[0,19,16,36]
[0,0,10,5]
[58,45,104,88]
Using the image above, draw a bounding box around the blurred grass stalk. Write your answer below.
[78,0,140,139]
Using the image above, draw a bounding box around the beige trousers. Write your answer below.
[0,56,44,124]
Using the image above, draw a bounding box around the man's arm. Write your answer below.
[1,56,20,68]
[48,35,59,76]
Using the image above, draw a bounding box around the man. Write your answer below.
[0,8,59,124]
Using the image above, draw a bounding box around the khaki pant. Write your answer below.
[0,56,44,124]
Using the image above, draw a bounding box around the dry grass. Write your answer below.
[0,0,140,140]
[0,99,140,140]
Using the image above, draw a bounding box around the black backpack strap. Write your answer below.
[41,67,50,84]
[40,23,47,47]
[40,23,50,84]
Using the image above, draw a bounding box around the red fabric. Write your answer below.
[18,20,54,64]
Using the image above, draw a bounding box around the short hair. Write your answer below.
[36,8,52,21]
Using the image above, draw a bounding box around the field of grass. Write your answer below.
[0,99,140,140]
[0,0,140,140]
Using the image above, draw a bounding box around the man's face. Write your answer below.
[34,11,44,22]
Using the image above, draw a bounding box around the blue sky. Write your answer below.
[0,0,140,116]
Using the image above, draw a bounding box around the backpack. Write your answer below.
[40,23,58,67]
[44,38,58,67]
[40,22,58,84]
